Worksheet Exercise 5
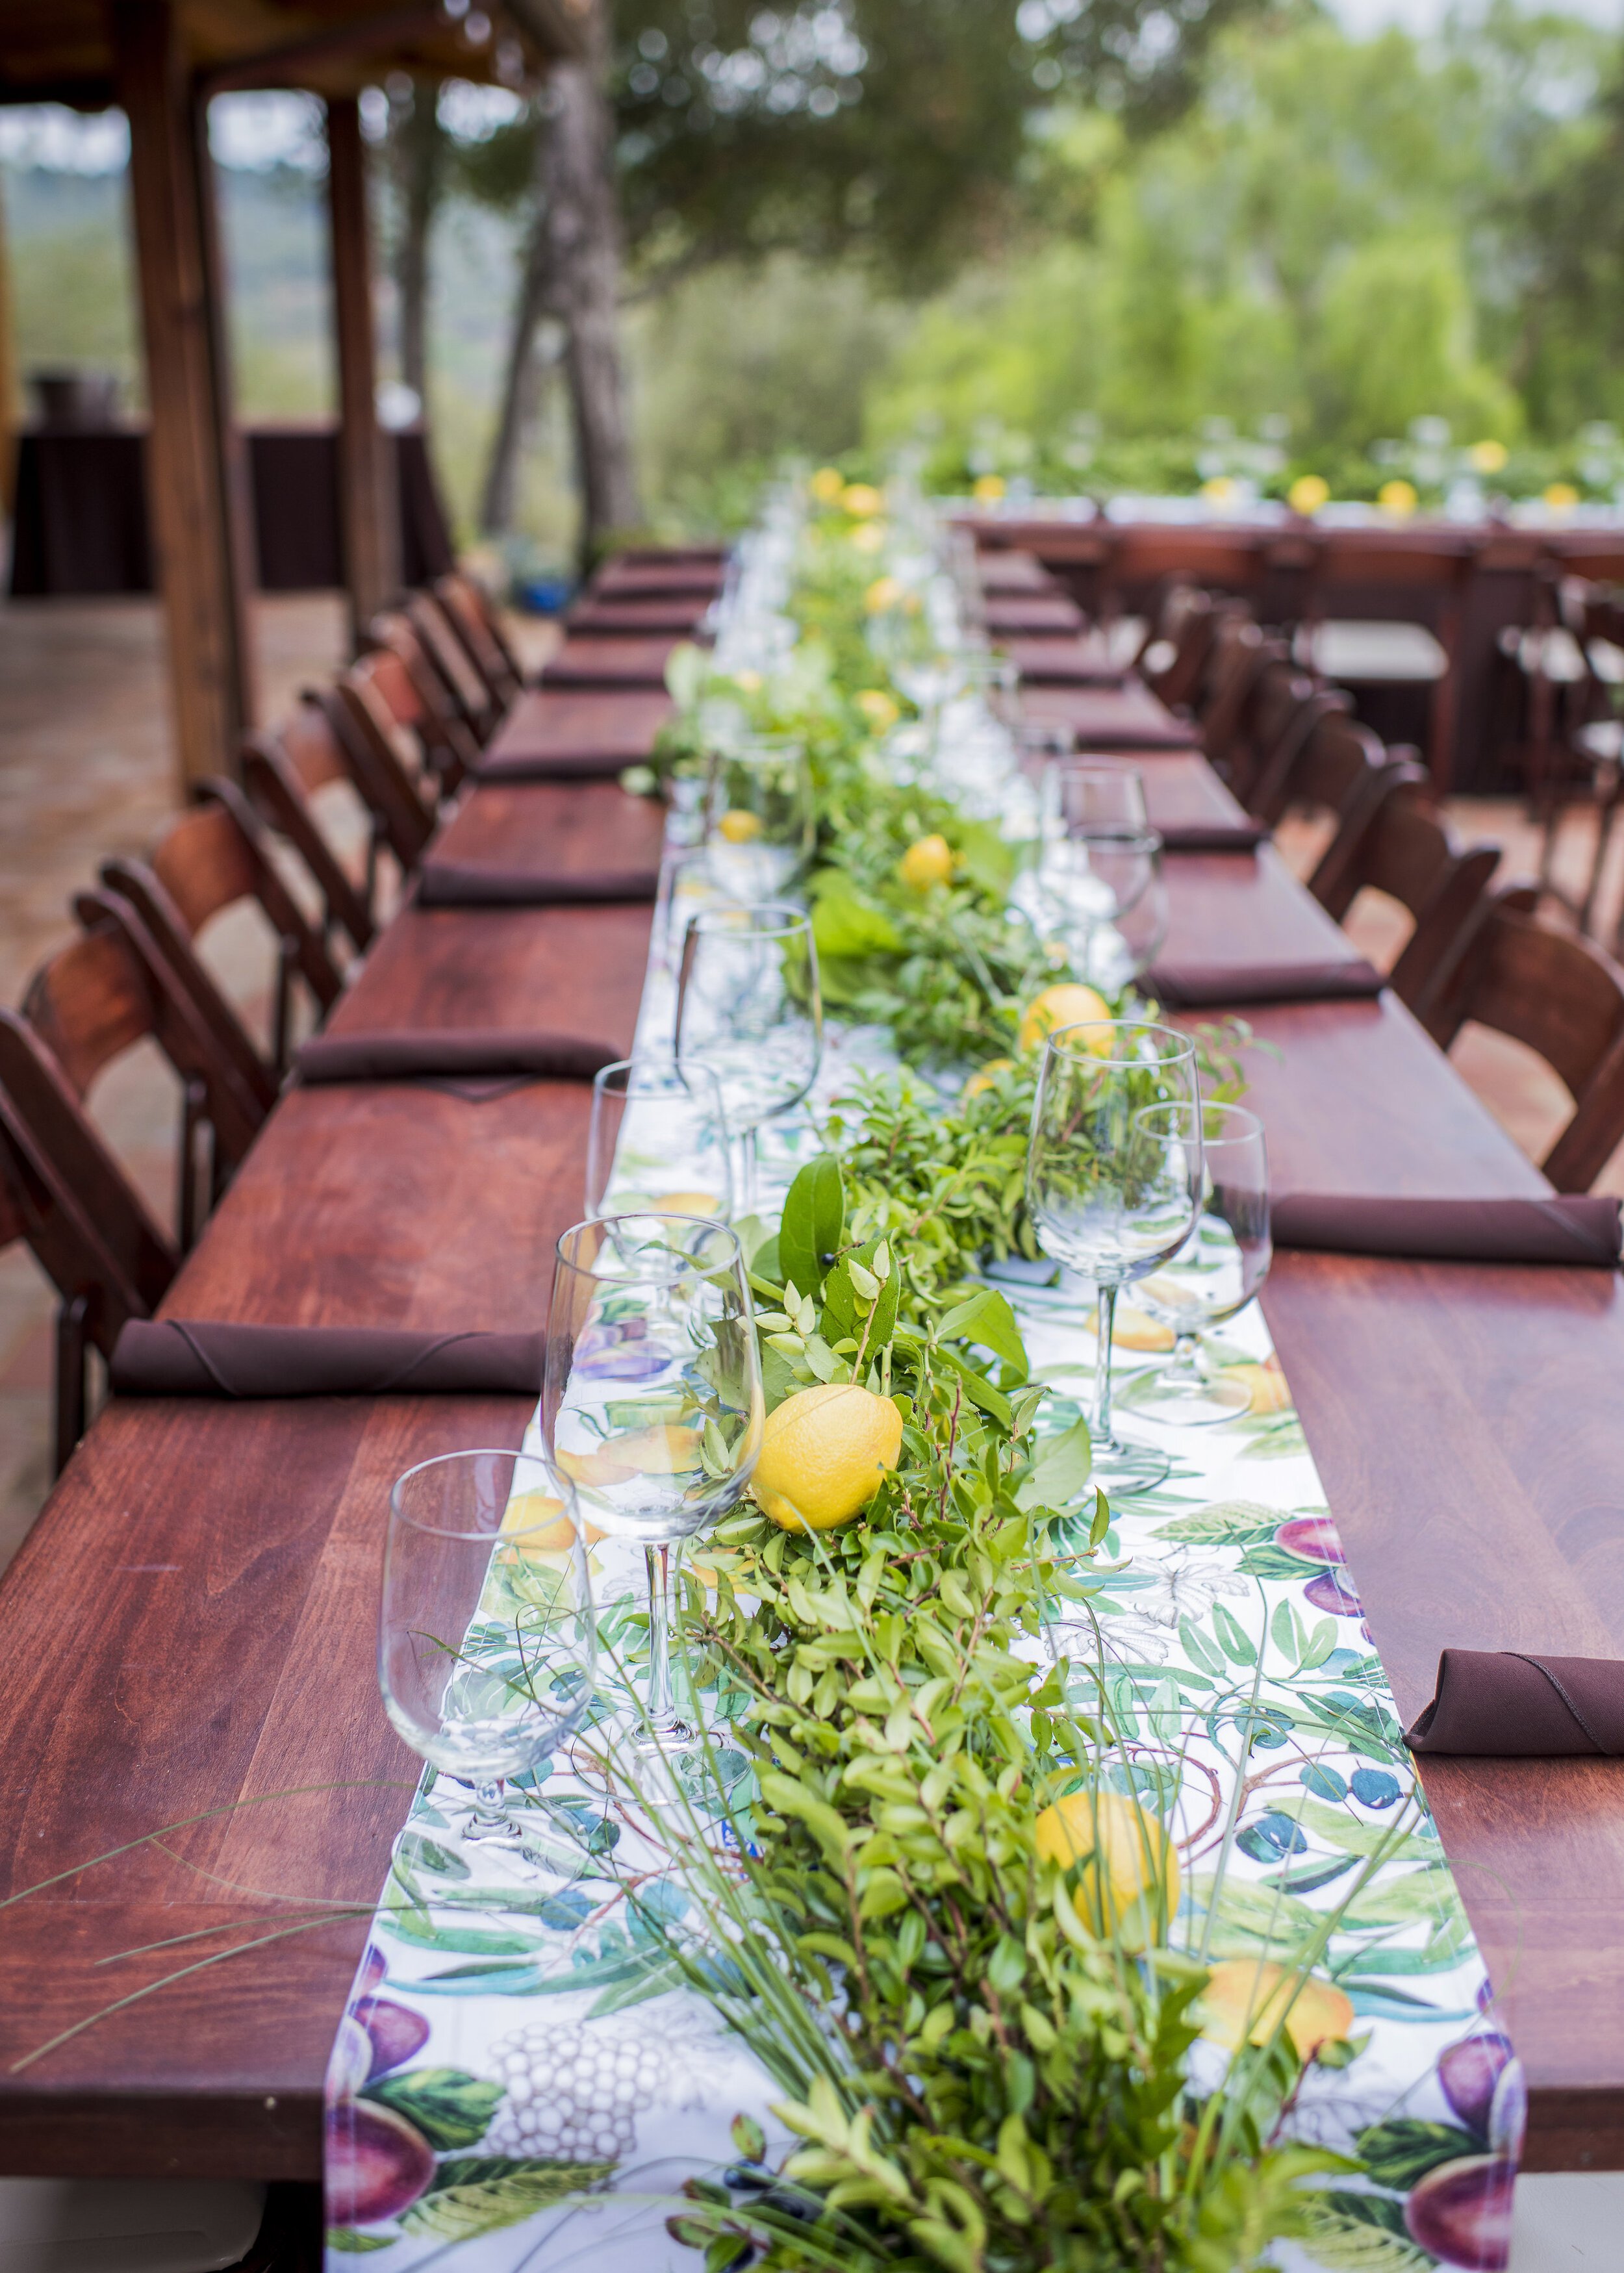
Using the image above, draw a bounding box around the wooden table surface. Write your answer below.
[1,676,1621,2179]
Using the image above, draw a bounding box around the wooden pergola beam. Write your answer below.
[198,5,447,96]
[112,0,256,789]
[326,94,400,642]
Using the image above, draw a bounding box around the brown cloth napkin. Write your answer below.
[295,1030,620,1101]
[470,748,641,785]
[1155,822,1267,854]
[1273,1192,1621,1267]
[1406,1649,1624,1755]
[417,861,661,908]
[1148,958,1385,1009]
[111,1321,545,1399]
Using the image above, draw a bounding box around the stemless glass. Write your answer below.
[585,1055,734,1223]
[1026,1021,1204,1492]
[705,735,817,900]
[1041,758,1149,836]
[542,1214,763,1766]
[675,902,823,1215]
[379,1449,596,1847]
[1120,1102,1271,1425]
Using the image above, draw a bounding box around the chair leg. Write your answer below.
[178,1078,207,1252]
[53,1291,90,1478]
[1580,781,1619,937]
[272,934,298,1074]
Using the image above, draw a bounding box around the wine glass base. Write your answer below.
[1087,1438,1173,1493]
[1117,1371,1252,1428]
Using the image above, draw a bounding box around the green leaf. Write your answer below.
[1211,1602,1257,1667]
[1354,2120,1482,2190]
[326,2231,396,2253]
[385,1912,541,1956]
[810,869,904,959]
[362,2068,505,2152]
[1017,1414,1091,1510]
[780,1153,845,1297]
[731,2113,767,2165]
[1305,2196,1431,2273]
[937,1288,1028,1382]
[1237,1542,1331,1582]
[1152,1500,1284,1545]
[665,641,707,707]
[934,1343,1013,1427]
[401,2157,615,2242]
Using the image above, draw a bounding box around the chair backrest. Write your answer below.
[1428,886,1624,1191]
[1193,616,1279,766]
[0,1008,178,1471]
[322,664,441,870]
[364,611,481,785]
[403,590,504,740]
[1313,783,1499,1016]
[1220,659,1335,811]
[242,712,375,956]
[434,570,525,706]
[1136,581,1212,699]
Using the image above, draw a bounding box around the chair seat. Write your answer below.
[1295,620,1448,683]
[0,2180,264,2273]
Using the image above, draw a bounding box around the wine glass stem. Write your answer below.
[735,1127,760,1217]
[643,1541,687,1740]
[1170,1330,1202,1384]
[1095,1280,1121,1453]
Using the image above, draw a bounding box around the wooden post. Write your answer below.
[0,171,18,518]
[112,0,257,789]
[327,96,400,643]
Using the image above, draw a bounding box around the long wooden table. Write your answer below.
[0,661,1621,2179]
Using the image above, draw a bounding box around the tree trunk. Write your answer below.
[544,0,642,560]
[479,133,552,537]
[391,82,443,418]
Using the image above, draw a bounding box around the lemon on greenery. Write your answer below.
[842,482,883,518]
[972,473,1007,503]
[718,807,763,843]
[1378,479,1418,516]
[899,833,954,891]
[850,520,887,555]
[1017,982,1114,1054]
[1199,1960,1354,2060]
[962,1056,1015,1099]
[750,1382,904,1532]
[1200,476,1237,507]
[1544,481,1580,511]
[1469,439,1508,475]
[865,575,902,613]
[732,668,764,695]
[809,466,845,503]
[1034,1790,1180,1949]
[856,689,900,733]
[1288,474,1329,516]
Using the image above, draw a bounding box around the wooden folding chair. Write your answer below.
[1217,659,1341,813]
[242,705,377,957]
[0,1010,177,1474]
[1311,783,1499,1018]
[1427,885,1624,1190]
[322,657,444,871]
[99,787,343,1079]
[433,570,526,708]
[1191,616,1282,771]
[1258,708,1427,913]
[401,592,504,743]
[364,611,483,783]
[1135,582,1217,709]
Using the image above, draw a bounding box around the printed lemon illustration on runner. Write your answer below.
[649,1190,724,1216]
[750,1383,903,1532]
[1035,1790,1180,1948]
[963,1056,1015,1099]
[899,834,954,891]
[718,809,763,844]
[1214,1356,1290,1413]
[555,1424,703,1490]
[498,1489,605,1553]
[1018,982,1115,1054]
[1199,1960,1354,2059]
[1091,1301,1176,1352]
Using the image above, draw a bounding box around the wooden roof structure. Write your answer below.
[0,0,587,789]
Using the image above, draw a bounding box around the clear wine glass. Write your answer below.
[585,1055,734,1223]
[1041,759,1148,836]
[675,902,823,1216]
[1120,1102,1272,1425]
[705,735,817,900]
[542,1214,763,1771]
[1026,1020,1204,1492]
[379,1448,596,1848]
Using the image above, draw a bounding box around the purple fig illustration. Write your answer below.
[356,1996,431,2078]
[325,2100,436,2228]
[1404,2154,1514,2270]
[1439,2033,1516,2139]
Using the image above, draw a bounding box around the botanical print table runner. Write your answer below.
[324,913,1522,2273]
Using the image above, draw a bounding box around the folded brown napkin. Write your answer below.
[417,861,661,908]
[1155,821,1267,854]
[296,1030,620,1100]
[470,748,642,784]
[1148,958,1385,1008]
[1273,1192,1621,1266]
[1406,1649,1624,1755]
[111,1321,545,1399]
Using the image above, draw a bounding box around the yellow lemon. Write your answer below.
[649,1189,723,1216]
[556,1424,701,1492]
[850,520,887,554]
[842,482,883,518]
[972,473,1007,503]
[1017,982,1115,1055]
[865,574,902,613]
[857,689,900,732]
[750,1383,904,1532]
[499,1490,605,1553]
[1288,474,1329,516]
[809,466,845,503]
[1214,1358,1290,1415]
[1544,481,1579,511]
[900,833,954,891]
[963,1056,1015,1100]
[718,807,763,844]
[733,668,763,695]
[1092,1302,1176,1353]
[1034,1790,1180,1948]
[1200,1961,1354,2061]
[1469,439,1508,475]
[1378,479,1418,516]
[1201,476,1237,507]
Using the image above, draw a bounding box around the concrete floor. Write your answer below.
[2,598,1623,1569]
